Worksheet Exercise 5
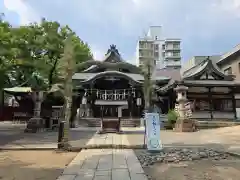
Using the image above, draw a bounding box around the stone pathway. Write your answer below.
[85,127,144,147]
[57,131,147,180]
[58,149,147,180]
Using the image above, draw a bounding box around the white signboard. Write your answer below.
[145,113,162,151]
[236,108,240,120]
[118,107,122,118]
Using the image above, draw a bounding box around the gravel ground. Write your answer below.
[135,148,240,180]
[0,150,77,180]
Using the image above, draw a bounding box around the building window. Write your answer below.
[162,44,165,50]
[162,52,165,57]
[236,99,240,108]
[166,52,172,57]
[173,43,179,49]
[154,52,159,58]
[194,100,210,111]
[173,52,180,57]
[155,36,158,40]
[139,41,144,48]
[224,67,232,75]
[155,44,159,50]
[213,99,232,111]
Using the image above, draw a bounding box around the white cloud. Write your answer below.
[2,0,240,61]
[91,46,106,61]
[3,0,40,25]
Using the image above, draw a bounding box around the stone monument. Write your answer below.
[174,84,196,132]
[24,91,45,133]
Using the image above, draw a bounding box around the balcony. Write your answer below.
[165,55,181,59]
[165,46,180,51]
[139,51,154,58]
[164,60,181,67]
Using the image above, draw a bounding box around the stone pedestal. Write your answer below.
[174,119,195,132]
[25,91,45,133]
[174,84,196,132]
[24,117,45,133]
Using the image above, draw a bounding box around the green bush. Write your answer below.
[167,109,178,124]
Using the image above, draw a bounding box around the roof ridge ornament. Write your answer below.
[106,44,120,55]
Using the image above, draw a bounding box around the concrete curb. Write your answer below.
[0,147,57,151]
[0,144,147,151]
[226,151,240,158]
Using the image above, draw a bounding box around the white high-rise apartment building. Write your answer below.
[136,26,181,69]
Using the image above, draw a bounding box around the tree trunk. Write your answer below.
[0,89,4,121]
[62,75,73,149]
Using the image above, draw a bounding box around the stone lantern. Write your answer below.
[174,84,195,132]
[25,91,45,133]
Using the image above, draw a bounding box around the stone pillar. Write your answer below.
[25,91,44,133]
[174,84,195,132]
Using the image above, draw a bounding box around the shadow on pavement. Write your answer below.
[0,123,96,148]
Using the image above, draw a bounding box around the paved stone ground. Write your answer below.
[58,149,147,180]
[3,122,240,180]
[126,126,240,154]
[58,128,147,180]
[2,123,240,154]
[0,122,97,149]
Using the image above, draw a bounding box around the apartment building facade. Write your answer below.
[136,26,181,69]
[182,44,240,81]
[217,44,240,81]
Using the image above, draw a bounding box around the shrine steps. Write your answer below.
[80,118,140,127]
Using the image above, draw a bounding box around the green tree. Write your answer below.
[55,35,75,148]
[0,14,16,88]
[35,19,92,86]
[0,15,92,127]
[9,18,92,88]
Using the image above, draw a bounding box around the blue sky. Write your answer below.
[1,0,240,64]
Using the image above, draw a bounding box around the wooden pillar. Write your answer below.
[208,87,213,120]
[231,87,237,119]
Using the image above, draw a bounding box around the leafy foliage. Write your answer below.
[57,36,75,148]
[140,60,156,111]
[167,109,179,123]
[0,15,92,91]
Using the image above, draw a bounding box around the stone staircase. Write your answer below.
[79,118,140,127]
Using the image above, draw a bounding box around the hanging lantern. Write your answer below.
[82,91,87,105]
[137,97,142,106]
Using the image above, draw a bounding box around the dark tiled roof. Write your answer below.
[182,56,232,80]
[183,80,235,86]
[153,68,181,81]
[73,72,170,81]
[153,68,181,92]
[83,45,134,72]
